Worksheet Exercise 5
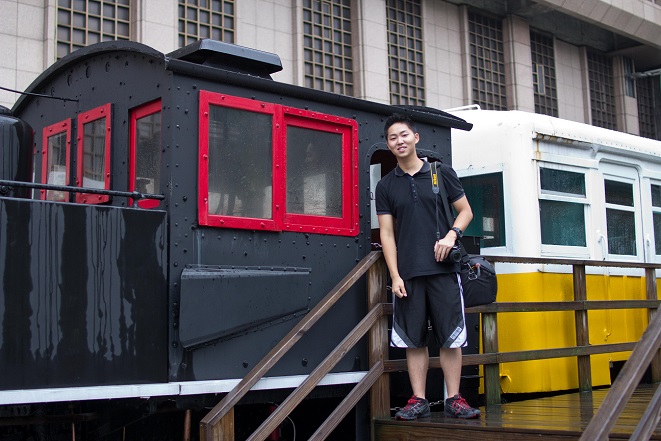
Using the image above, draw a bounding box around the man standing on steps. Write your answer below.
[375,113,481,420]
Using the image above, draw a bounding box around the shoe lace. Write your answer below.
[450,396,471,410]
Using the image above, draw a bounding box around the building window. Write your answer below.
[56,0,130,59]
[468,12,506,110]
[588,50,617,130]
[130,100,162,208]
[41,119,72,202]
[386,0,425,106]
[605,179,636,255]
[652,184,661,256]
[199,91,359,236]
[530,31,558,117]
[539,167,587,247]
[459,173,505,248]
[76,104,111,204]
[302,0,353,95]
[178,0,234,47]
[637,75,660,140]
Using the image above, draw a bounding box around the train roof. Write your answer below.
[11,39,472,132]
[450,109,661,161]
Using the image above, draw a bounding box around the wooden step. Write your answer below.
[373,385,661,441]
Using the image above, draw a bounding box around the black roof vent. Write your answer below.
[167,39,283,79]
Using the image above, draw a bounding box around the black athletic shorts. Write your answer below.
[390,273,467,349]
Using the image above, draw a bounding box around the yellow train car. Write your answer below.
[449,108,661,394]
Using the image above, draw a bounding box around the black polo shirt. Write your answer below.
[375,160,465,280]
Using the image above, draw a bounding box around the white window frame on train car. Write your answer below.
[538,162,591,258]
[198,91,359,236]
[641,179,661,262]
[600,164,643,262]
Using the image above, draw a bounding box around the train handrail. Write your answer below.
[0,178,165,204]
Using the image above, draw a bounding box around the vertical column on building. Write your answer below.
[502,15,534,112]
[613,56,641,136]
[352,0,390,103]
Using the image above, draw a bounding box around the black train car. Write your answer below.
[1,39,472,439]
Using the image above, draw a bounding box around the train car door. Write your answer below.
[598,162,645,262]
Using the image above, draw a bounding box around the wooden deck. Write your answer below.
[373,384,661,440]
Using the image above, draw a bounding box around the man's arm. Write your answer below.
[378,213,407,298]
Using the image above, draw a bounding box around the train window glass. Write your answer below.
[198,91,358,236]
[76,103,111,204]
[41,119,72,202]
[199,92,277,230]
[539,167,587,247]
[129,100,162,208]
[286,126,342,217]
[652,184,661,255]
[459,173,505,248]
[604,179,636,255]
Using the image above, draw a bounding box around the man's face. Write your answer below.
[386,122,419,159]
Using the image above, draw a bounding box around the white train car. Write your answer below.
[449,108,661,394]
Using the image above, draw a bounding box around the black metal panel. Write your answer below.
[179,265,310,348]
[0,198,168,389]
[0,106,33,198]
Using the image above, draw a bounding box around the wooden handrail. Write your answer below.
[198,252,661,441]
[199,251,384,441]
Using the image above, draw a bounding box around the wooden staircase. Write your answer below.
[199,253,661,441]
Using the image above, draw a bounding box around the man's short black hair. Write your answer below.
[384,113,417,137]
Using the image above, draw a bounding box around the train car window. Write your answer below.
[605,179,636,255]
[76,103,111,204]
[41,119,72,202]
[459,173,504,248]
[199,92,277,230]
[539,167,587,247]
[129,100,162,208]
[198,91,358,236]
[652,184,661,255]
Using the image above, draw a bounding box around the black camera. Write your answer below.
[447,245,462,263]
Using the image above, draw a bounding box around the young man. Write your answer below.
[375,113,480,420]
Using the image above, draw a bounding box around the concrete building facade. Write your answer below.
[1,0,660,138]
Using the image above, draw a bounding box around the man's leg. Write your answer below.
[407,347,429,398]
[439,347,462,397]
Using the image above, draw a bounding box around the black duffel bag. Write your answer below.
[460,254,497,308]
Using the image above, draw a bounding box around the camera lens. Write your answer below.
[448,246,462,262]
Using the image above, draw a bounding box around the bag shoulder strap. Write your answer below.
[431,161,469,257]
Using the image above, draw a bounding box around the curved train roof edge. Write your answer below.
[11,40,164,115]
[11,39,472,131]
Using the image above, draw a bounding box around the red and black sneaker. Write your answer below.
[444,394,481,419]
[395,395,431,420]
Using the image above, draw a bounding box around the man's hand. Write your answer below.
[391,276,407,298]
[434,236,455,262]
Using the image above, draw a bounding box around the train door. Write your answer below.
[598,162,645,262]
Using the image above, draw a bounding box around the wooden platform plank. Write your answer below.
[374,385,661,441]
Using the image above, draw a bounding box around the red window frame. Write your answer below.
[76,103,111,204]
[198,91,359,236]
[199,91,280,230]
[41,118,72,201]
[129,99,162,209]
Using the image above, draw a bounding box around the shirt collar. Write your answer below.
[394,160,431,177]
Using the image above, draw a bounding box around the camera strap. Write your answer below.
[430,161,468,256]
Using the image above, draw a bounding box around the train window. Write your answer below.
[76,103,111,204]
[459,173,505,248]
[605,179,636,255]
[129,100,162,208]
[652,184,661,255]
[198,91,358,236]
[539,167,587,247]
[41,119,72,202]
